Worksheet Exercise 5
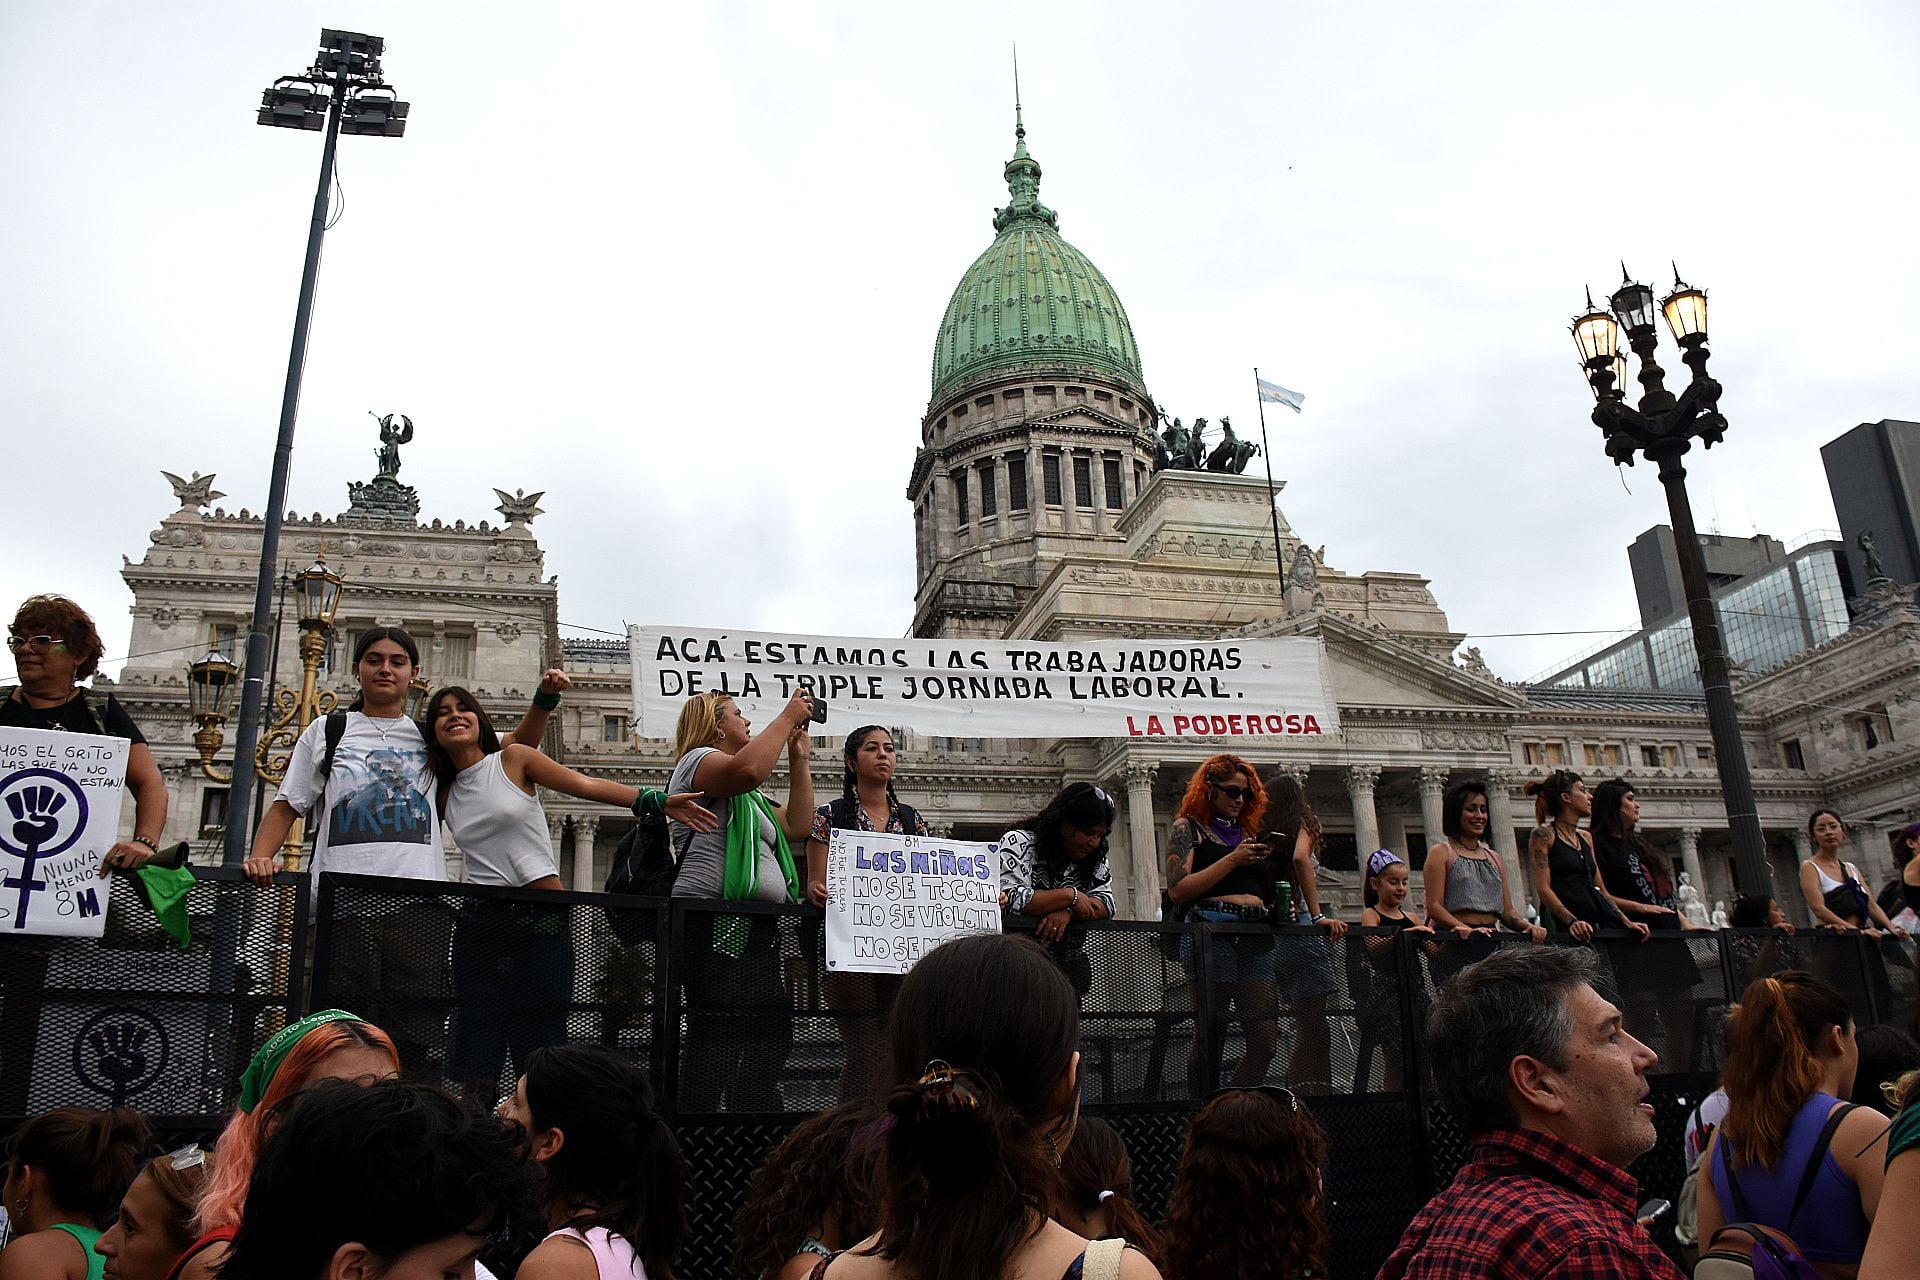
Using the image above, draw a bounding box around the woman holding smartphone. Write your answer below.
[1165,754,1279,1088]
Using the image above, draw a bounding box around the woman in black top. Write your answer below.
[1165,754,1277,1089]
[4,595,169,874]
[1590,778,1700,1068]
[1525,770,1648,942]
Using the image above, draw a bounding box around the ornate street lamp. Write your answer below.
[1569,264,1769,896]
[188,649,241,776]
[192,555,344,867]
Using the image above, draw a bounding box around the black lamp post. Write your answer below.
[1571,266,1771,896]
[222,31,407,867]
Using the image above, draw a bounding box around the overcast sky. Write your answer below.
[5,1,1916,685]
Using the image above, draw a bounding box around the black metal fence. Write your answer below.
[0,866,307,1134]
[4,869,1915,1280]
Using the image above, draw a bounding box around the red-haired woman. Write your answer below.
[183,1011,398,1276]
[1696,971,1888,1273]
[1161,1087,1330,1280]
[1165,755,1278,1088]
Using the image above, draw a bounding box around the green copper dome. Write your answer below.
[929,119,1147,405]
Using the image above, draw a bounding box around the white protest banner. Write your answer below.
[0,727,130,938]
[825,829,1001,975]
[630,626,1339,741]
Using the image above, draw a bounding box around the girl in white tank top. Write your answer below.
[424,681,716,889]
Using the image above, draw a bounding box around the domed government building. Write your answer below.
[102,113,1920,926]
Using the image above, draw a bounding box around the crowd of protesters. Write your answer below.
[12,595,1920,1279]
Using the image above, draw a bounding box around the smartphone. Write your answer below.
[1637,1198,1671,1222]
[807,695,827,724]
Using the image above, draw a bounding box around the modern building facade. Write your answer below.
[1542,537,1854,692]
[1824,419,1920,589]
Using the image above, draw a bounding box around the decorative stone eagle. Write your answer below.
[493,489,546,526]
[161,471,225,511]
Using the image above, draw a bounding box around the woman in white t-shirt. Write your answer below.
[245,627,456,1073]
[424,681,716,1103]
[667,688,817,1111]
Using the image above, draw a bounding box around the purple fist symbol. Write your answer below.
[6,785,67,851]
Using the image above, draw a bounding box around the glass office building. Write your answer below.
[1543,542,1854,692]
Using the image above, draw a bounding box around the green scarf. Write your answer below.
[713,791,798,959]
[132,863,195,951]
[720,790,799,902]
[236,1009,365,1112]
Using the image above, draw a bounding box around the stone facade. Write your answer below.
[93,461,1919,927]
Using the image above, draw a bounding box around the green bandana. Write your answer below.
[131,863,195,950]
[714,791,799,957]
[236,1009,364,1113]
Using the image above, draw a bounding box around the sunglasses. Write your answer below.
[1209,782,1251,801]
[1211,1083,1300,1112]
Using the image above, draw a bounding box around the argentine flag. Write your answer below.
[1257,378,1305,413]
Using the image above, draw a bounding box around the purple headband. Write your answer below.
[1366,848,1405,879]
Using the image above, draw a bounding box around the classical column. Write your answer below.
[1792,826,1813,864]
[1677,826,1706,902]
[1060,446,1077,525]
[571,816,599,893]
[1345,765,1382,862]
[1486,767,1526,905]
[1027,440,1044,517]
[1418,766,1449,849]
[549,815,567,877]
[1123,764,1160,921]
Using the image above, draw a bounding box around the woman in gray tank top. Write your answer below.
[1423,779,1544,987]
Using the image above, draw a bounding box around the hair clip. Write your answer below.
[917,1059,979,1112]
[1098,1189,1116,1204]
[167,1143,207,1171]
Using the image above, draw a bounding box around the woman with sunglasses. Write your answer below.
[1161,1086,1331,1280]
[1165,756,1280,1088]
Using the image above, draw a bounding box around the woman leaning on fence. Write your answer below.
[1422,779,1543,989]
[666,688,816,1112]
[806,725,929,1102]
[1164,755,1281,1089]
[424,676,715,1106]
[1262,775,1347,1093]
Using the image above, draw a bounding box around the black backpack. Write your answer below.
[823,795,923,838]
[603,803,700,943]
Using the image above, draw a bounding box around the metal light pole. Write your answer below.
[223,31,408,865]
[1570,266,1772,896]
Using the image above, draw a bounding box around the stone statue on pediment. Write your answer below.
[1859,529,1888,582]
[374,412,414,478]
[161,471,225,511]
[1184,418,1208,470]
[493,488,546,527]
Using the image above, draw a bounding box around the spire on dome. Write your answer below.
[995,46,1056,232]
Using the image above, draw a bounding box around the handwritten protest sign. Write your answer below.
[0,727,129,937]
[630,626,1338,741]
[825,829,1001,975]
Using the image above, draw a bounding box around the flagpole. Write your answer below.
[1253,367,1287,583]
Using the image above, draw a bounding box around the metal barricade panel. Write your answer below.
[311,873,667,1103]
[0,867,305,1130]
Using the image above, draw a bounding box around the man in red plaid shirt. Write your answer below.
[1378,947,1683,1279]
